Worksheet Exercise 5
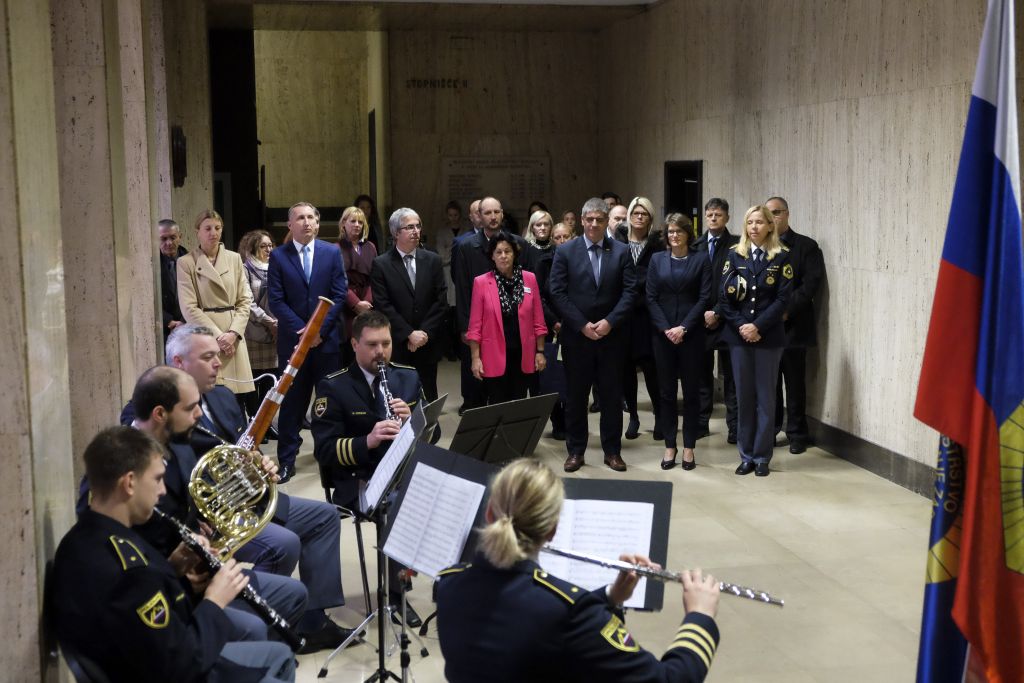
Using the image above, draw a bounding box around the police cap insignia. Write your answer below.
[600,615,640,652]
[313,397,328,418]
[137,591,170,629]
[783,263,794,279]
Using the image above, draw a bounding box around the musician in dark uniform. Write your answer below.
[765,197,825,454]
[436,459,721,683]
[311,309,425,626]
[164,324,353,652]
[691,198,739,443]
[719,206,793,476]
[53,426,295,683]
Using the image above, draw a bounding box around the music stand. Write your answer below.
[318,405,428,681]
[418,393,448,444]
[447,393,558,465]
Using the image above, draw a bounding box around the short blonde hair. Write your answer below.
[736,205,782,259]
[524,210,554,245]
[478,459,564,569]
[339,206,369,242]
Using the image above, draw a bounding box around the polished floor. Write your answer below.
[275,360,931,682]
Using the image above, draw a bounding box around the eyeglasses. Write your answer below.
[399,224,422,232]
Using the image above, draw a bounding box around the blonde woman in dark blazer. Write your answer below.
[177,209,255,395]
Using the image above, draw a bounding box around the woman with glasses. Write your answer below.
[719,206,792,477]
[616,196,665,441]
[338,206,378,365]
[647,214,711,469]
[238,229,279,419]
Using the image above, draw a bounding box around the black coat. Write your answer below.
[370,247,449,364]
[453,230,537,333]
[691,229,739,349]
[778,228,824,347]
[615,226,665,359]
[160,250,185,339]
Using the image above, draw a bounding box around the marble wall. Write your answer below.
[597,0,988,464]
[254,29,370,209]
[1,0,75,678]
[387,29,600,236]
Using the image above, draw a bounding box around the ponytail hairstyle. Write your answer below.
[478,459,564,569]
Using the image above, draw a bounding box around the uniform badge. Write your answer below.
[727,286,736,294]
[137,591,170,629]
[313,397,328,418]
[783,264,794,279]
[600,615,640,652]
[766,276,775,285]
[722,262,729,274]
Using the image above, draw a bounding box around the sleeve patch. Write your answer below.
[109,535,148,570]
[336,438,356,467]
[136,591,170,629]
[313,397,328,418]
[600,614,640,653]
[783,263,794,279]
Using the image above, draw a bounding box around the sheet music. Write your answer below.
[544,499,654,609]
[360,411,418,514]
[382,463,486,578]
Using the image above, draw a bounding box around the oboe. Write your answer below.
[377,361,399,421]
[153,508,307,650]
[541,544,784,607]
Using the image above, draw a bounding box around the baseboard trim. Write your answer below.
[807,417,933,498]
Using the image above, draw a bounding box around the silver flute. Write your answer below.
[377,361,399,421]
[541,544,784,607]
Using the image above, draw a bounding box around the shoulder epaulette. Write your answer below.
[109,535,148,570]
[389,362,415,370]
[437,562,471,578]
[533,568,583,604]
[325,367,349,379]
[781,245,791,252]
[728,244,738,251]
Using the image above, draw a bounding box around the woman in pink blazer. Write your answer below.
[467,231,548,404]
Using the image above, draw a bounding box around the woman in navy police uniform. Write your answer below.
[719,205,793,477]
[436,459,721,683]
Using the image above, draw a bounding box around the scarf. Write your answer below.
[494,265,524,314]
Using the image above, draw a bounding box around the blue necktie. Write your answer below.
[301,245,311,283]
[589,244,601,283]
[709,235,718,261]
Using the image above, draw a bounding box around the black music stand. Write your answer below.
[447,393,558,465]
[318,405,427,681]
[418,393,448,444]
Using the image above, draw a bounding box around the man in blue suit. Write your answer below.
[548,197,638,473]
[268,202,348,482]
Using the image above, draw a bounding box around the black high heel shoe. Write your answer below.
[681,449,696,471]
[661,448,678,470]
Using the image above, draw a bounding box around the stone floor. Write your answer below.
[276,360,931,682]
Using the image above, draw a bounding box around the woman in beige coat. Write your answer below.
[177,209,255,395]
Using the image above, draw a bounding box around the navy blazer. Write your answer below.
[718,246,793,348]
[267,239,348,362]
[646,251,712,340]
[547,236,637,348]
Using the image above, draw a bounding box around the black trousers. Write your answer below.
[458,342,485,410]
[699,347,737,435]
[775,347,810,443]
[623,355,661,427]
[482,349,530,404]
[652,335,703,449]
[562,337,626,456]
[278,350,339,469]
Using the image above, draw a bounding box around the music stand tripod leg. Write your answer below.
[365,507,401,683]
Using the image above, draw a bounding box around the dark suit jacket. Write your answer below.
[692,229,740,348]
[454,230,537,333]
[267,238,348,362]
[615,226,665,359]
[160,249,185,339]
[778,228,824,347]
[646,251,712,341]
[547,236,637,349]
[370,247,448,364]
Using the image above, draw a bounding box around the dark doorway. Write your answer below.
[210,29,260,248]
[663,161,703,236]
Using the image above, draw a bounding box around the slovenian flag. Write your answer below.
[914,0,1024,681]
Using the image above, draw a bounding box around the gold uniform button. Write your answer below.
[571,587,579,593]
[540,572,548,578]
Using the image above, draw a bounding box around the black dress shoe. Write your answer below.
[727,432,738,445]
[755,462,770,477]
[389,602,423,628]
[297,620,363,654]
[661,449,677,470]
[625,417,640,440]
[789,442,807,454]
[735,461,755,475]
[277,465,293,485]
[681,453,696,471]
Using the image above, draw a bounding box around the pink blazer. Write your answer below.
[466,270,548,377]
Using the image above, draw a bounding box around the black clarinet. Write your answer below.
[153,508,306,651]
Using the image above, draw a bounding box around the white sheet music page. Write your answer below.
[382,463,486,579]
[360,414,418,514]
[544,499,654,609]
